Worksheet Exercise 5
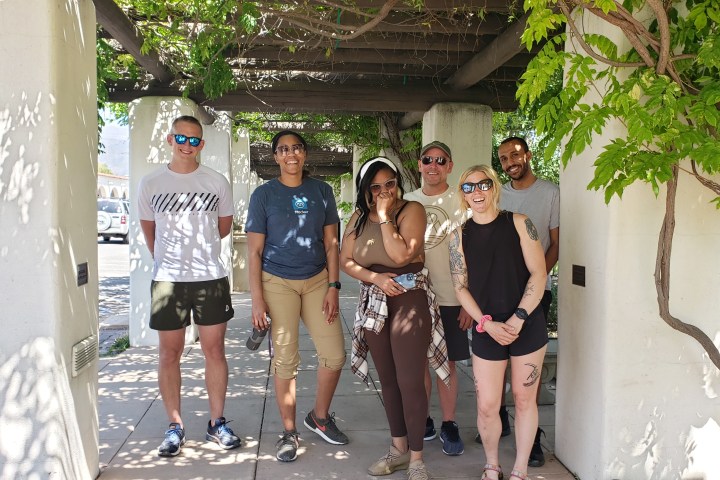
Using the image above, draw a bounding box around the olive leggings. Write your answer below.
[365,285,432,452]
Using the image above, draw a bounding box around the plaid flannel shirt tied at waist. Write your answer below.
[351,267,450,386]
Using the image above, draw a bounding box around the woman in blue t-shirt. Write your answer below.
[246,130,348,462]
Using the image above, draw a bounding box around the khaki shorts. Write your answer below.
[150,277,234,331]
[262,269,346,379]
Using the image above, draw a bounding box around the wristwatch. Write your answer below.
[515,307,529,320]
[328,281,341,290]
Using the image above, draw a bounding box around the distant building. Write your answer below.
[98,173,129,199]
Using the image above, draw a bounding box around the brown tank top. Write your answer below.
[351,202,410,268]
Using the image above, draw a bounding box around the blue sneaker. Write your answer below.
[158,423,185,457]
[440,421,464,456]
[206,417,241,449]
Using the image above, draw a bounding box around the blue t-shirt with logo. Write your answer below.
[245,177,340,279]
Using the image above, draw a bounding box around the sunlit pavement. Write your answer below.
[97,273,575,480]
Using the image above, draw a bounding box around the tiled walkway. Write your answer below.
[97,277,574,480]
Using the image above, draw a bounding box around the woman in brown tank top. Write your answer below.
[341,157,449,480]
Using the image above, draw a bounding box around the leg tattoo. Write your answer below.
[523,363,540,387]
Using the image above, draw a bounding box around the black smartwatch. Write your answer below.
[515,308,529,320]
[328,281,341,290]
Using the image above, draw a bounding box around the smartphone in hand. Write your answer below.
[394,273,416,290]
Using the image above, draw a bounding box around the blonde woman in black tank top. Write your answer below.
[448,165,548,480]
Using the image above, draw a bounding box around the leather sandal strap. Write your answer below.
[510,469,528,480]
[482,463,504,479]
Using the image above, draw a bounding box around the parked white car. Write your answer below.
[97,198,130,243]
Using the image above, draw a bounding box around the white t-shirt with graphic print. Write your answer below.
[404,187,469,306]
[138,164,234,282]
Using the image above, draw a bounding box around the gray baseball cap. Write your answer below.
[420,140,452,158]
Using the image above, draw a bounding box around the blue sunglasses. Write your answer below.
[173,134,202,147]
[461,179,493,193]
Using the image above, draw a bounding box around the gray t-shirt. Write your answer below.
[500,178,559,288]
[245,177,339,280]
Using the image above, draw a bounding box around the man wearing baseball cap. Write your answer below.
[404,141,471,456]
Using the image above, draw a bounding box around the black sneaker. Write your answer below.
[206,417,241,450]
[276,430,300,462]
[158,423,185,457]
[439,421,464,456]
[303,410,349,445]
[499,405,512,437]
[423,417,436,441]
[528,428,546,467]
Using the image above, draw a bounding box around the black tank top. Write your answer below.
[461,210,529,320]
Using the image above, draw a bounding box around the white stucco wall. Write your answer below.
[556,11,720,480]
[422,103,493,187]
[0,1,99,478]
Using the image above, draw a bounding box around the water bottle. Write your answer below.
[246,316,271,350]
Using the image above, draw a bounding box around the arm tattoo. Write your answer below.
[449,230,468,290]
[525,218,539,241]
[523,283,536,299]
[523,363,541,387]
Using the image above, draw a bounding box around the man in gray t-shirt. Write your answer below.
[497,136,559,468]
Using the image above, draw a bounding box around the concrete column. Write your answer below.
[230,128,251,292]
[128,97,201,346]
[198,114,233,289]
[422,103,493,188]
[556,11,720,479]
[0,1,99,478]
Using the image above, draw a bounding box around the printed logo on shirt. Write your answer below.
[292,196,309,214]
[150,192,220,213]
[424,205,451,249]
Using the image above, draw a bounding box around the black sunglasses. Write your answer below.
[173,134,202,147]
[421,156,449,166]
[461,179,493,193]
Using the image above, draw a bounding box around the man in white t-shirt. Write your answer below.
[405,141,471,456]
[138,115,239,458]
[497,136,560,468]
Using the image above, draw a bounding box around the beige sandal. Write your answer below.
[481,463,504,480]
[509,469,528,480]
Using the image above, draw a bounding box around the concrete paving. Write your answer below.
[97,275,575,480]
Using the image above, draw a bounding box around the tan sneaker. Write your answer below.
[407,460,429,480]
[367,445,411,476]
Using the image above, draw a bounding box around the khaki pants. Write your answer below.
[262,269,346,379]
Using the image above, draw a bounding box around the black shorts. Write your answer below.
[439,306,470,362]
[150,277,234,331]
[471,307,548,361]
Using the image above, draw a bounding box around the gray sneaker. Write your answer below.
[276,430,299,462]
[368,445,411,475]
[303,410,349,445]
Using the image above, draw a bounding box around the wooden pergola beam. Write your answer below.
[251,32,489,52]
[444,12,531,90]
[108,80,518,113]
[239,46,474,67]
